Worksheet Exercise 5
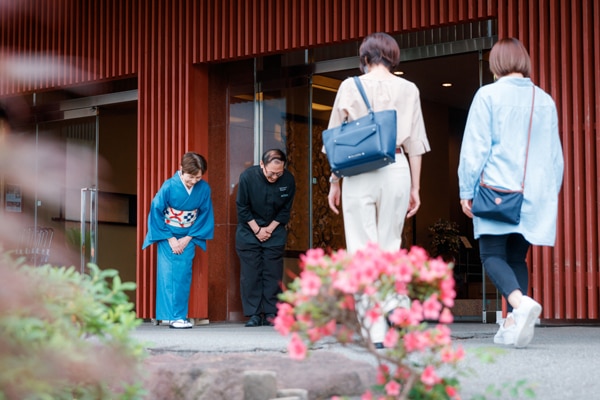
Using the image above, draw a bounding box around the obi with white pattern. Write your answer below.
[164,207,197,228]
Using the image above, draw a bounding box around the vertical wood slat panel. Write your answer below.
[0,0,137,95]
[570,0,586,319]
[2,0,598,322]
[191,0,497,63]
[499,0,599,320]
[135,0,209,319]
[579,0,597,319]
[560,0,576,319]
[594,0,600,320]
[547,0,565,319]
[582,0,599,319]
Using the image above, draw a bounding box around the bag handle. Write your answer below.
[352,76,374,114]
[481,86,535,191]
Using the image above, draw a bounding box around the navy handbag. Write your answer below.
[322,77,397,177]
[471,88,535,225]
[471,185,524,224]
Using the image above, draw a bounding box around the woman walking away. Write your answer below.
[458,38,564,348]
[325,32,431,348]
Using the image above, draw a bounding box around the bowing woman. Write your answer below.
[143,152,215,329]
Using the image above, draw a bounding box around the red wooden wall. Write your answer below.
[497,0,600,320]
[0,0,598,321]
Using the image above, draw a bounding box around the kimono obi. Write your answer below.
[164,207,197,228]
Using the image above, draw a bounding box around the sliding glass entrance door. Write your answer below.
[34,108,99,271]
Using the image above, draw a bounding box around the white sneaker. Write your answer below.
[493,314,516,345]
[169,319,193,329]
[512,296,542,348]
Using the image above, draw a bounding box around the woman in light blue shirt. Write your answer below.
[458,38,564,348]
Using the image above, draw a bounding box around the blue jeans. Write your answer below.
[478,234,531,312]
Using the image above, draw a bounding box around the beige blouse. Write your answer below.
[325,75,431,156]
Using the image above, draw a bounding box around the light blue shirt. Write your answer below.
[458,76,564,246]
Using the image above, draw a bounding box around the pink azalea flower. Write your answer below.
[420,365,441,386]
[439,307,454,324]
[274,303,296,335]
[423,294,442,320]
[332,276,359,295]
[288,333,307,360]
[408,246,429,266]
[300,270,322,296]
[410,300,424,324]
[395,261,414,283]
[376,364,390,384]
[429,258,449,279]
[322,319,337,336]
[385,380,401,396]
[383,327,399,348]
[360,390,373,400]
[339,294,356,311]
[388,307,414,327]
[446,385,459,398]
[433,324,452,345]
[299,248,325,268]
[440,278,456,307]
[442,345,466,363]
[365,304,382,323]
[404,331,431,352]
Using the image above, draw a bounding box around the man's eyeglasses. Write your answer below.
[263,167,284,178]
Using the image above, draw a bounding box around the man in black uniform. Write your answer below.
[236,149,296,327]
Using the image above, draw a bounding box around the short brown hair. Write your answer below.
[489,38,531,78]
[181,152,207,175]
[359,32,400,73]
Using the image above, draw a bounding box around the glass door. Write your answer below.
[33,107,99,272]
[229,56,313,253]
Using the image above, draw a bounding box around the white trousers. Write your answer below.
[342,153,411,343]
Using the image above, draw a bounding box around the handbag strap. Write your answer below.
[352,76,374,114]
[481,86,536,191]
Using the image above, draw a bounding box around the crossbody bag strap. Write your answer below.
[353,76,374,113]
[520,86,536,190]
[481,86,536,191]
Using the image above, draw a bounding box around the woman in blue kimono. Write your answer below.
[143,152,215,329]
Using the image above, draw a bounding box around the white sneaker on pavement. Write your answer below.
[512,296,542,348]
[170,319,193,329]
[494,314,517,345]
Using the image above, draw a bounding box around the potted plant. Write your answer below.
[428,218,460,262]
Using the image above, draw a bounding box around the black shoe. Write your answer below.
[263,313,276,326]
[245,315,262,327]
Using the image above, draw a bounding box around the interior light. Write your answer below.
[312,83,339,93]
[394,71,404,76]
[312,103,333,111]
[442,82,452,87]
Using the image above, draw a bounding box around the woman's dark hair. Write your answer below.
[181,152,207,175]
[359,32,400,73]
[489,38,532,78]
[261,148,287,166]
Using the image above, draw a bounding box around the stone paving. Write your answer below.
[132,322,600,399]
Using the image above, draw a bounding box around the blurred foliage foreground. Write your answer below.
[0,250,146,400]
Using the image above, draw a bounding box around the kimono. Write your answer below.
[142,171,215,321]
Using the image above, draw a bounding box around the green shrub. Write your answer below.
[0,251,146,400]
